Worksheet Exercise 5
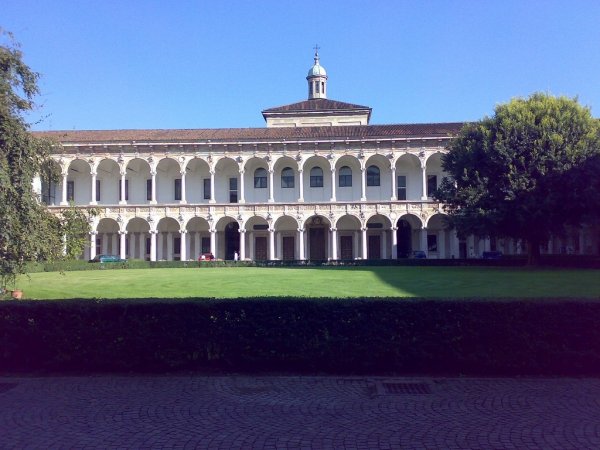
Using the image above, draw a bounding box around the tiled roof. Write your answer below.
[33,123,464,144]
[262,98,371,113]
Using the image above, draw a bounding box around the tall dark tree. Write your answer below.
[435,93,600,264]
[0,30,89,288]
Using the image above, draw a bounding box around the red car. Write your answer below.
[198,253,214,261]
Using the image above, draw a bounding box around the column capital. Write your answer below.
[149,230,158,235]
[150,170,157,176]
[180,170,187,176]
[268,228,275,233]
[331,227,337,232]
[391,226,398,231]
[361,227,368,232]
[180,229,188,234]
[90,170,97,176]
[238,229,246,234]
[120,169,127,176]
[89,230,98,235]
[209,169,215,175]
[297,228,305,233]
[119,230,128,235]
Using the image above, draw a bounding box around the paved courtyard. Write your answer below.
[0,376,599,449]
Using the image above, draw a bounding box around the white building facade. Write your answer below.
[35,52,598,261]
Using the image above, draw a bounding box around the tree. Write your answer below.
[0,30,90,289]
[435,93,600,264]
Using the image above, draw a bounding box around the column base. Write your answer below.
[209,199,216,204]
[149,200,157,205]
[119,201,127,205]
[179,200,187,205]
[59,201,68,206]
[89,201,97,206]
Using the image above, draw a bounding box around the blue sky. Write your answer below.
[3,0,600,131]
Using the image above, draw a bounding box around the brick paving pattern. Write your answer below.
[0,376,599,449]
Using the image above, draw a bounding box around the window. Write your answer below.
[281,167,294,188]
[174,178,182,201]
[146,179,152,201]
[203,178,211,199]
[427,175,437,197]
[254,168,267,188]
[367,165,380,186]
[397,175,407,200]
[119,179,129,201]
[310,167,323,187]
[229,177,238,203]
[316,81,320,94]
[96,179,101,202]
[339,166,352,187]
[427,234,438,252]
[67,181,74,202]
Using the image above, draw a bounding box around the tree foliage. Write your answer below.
[0,30,90,288]
[435,93,600,264]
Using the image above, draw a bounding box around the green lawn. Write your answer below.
[13,266,600,299]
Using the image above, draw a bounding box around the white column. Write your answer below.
[111,233,118,255]
[421,163,428,200]
[239,230,246,260]
[119,231,127,260]
[268,169,274,202]
[298,228,305,260]
[298,169,304,202]
[268,228,275,260]
[210,229,216,257]
[60,172,68,205]
[353,231,359,259]
[209,170,216,203]
[450,230,459,258]
[391,166,397,201]
[138,232,145,260]
[194,232,200,258]
[420,228,428,254]
[150,170,157,205]
[361,227,368,259]
[128,232,135,259]
[382,231,387,259]
[439,230,446,258]
[180,171,187,204]
[119,170,127,205]
[276,232,283,259]
[167,232,173,261]
[89,231,97,260]
[150,231,157,261]
[391,227,398,259]
[249,231,255,259]
[360,167,366,201]
[239,170,245,203]
[180,230,187,261]
[331,228,338,260]
[158,233,164,260]
[90,171,97,205]
[330,168,336,202]
[484,237,491,252]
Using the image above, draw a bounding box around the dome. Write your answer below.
[307,62,327,78]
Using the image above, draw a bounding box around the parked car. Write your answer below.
[411,250,427,259]
[90,254,126,263]
[198,253,215,261]
[482,251,503,260]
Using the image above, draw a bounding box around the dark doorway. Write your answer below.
[282,236,295,260]
[309,227,326,260]
[224,222,239,260]
[340,235,353,260]
[459,241,467,259]
[396,220,412,258]
[368,235,381,260]
[255,236,267,260]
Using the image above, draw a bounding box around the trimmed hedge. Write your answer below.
[1,297,600,376]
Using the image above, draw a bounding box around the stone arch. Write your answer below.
[364,154,392,201]
[244,215,270,260]
[95,217,120,256]
[96,158,121,205]
[303,214,332,261]
[156,157,181,204]
[395,153,422,201]
[66,158,92,205]
[395,213,424,258]
[125,158,152,205]
[426,213,452,258]
[334,155,361,201]
[185,157,211,204]
[214,157,239,203]
[366,214,393,260]
[302,155,331,203]
[425,152,446,199]
[273,215,300,260]
[273,156,300,202]
[335,214,362,260]
[186,216,211,260]
[215,215,240,260]
[126,217,151,260]
[244,156,270,203]
[155,217,181,261]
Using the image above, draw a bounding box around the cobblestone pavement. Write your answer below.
[0,376,599,449]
